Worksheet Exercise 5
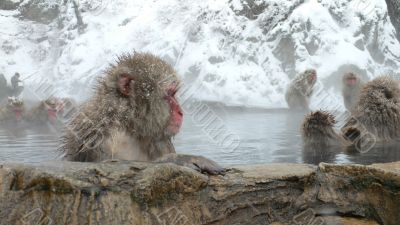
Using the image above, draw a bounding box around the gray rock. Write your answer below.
[0,0,22,10]
[0,161,398,224]
[386,0,400,43]
[19,0,60,24]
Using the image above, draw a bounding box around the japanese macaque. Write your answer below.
[301,111,349,148]
[342,72,364,112]
[60,52,225,175]
[345,76,400,142]
[285,69,317,111]
[302,76,400,152]
[27,97,61,124]
[0,97,25,123]
[301,111,349,164]
[56,97,78,119]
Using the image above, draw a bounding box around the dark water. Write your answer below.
[0,125,60,163]
[1,104,400,165]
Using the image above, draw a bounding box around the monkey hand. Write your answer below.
[156,154,226,175]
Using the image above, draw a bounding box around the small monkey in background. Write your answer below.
[301,110,350,148]
[55,97,78,119]
[342,72,364,112]
[302,76,400,152]
[285,69,317,111]
[301,110,348,164]
[345,76,400,142]
[0,97,26,123]
[27,97,61,124]
[60,52,225,175]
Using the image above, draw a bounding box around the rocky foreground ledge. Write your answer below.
[0,161,399,225]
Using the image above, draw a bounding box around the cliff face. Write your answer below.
[386,0,400,42]
[0,161,398,225]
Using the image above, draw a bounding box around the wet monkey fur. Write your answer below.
[302,76,400,151]
[60,52,225,175]
[285,69,317,111]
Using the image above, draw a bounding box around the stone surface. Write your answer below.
[19,0,60,24]
[0,0,21,10]
[320,216,379,225]
[0,161,398,225]
[386,0,400,42]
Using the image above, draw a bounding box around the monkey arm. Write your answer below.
[60,104,113,162]
[155,153,226,175]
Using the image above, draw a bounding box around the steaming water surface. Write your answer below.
[0,105,400,165]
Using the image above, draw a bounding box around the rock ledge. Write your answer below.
[0,161,399,225]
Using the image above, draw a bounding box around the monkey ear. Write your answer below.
[118,74,134,96]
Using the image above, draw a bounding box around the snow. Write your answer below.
[0,0,399,108]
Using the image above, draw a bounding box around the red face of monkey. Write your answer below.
[47,107,57,122]
[306,69,317,85]
[344,73,359,86]
[113,54,184,138]
[13,108,23,122]
[44,99,59,122]
[346,77,358,86]
[164,86,183,135]
[7,98,24,122]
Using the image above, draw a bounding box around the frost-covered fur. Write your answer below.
[285,69,317,111]
[60,52,180,162]
[302,110,348,148]
[351,76,400,141]
[302,76,400,150]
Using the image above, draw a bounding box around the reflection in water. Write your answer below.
[0,104,400,165]
[302,145,342,165]
[176,104,400,165]
[0,124,60,164]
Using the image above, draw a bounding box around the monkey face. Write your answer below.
[44,99,59,122]
[13,107,23,122]
[305,69,317,86]
[344,73,359,86]
[164,86,183,135]
[56,101,65,114]
[108,53,183,138]
[46,108,58,122]
[7,101,24,122]
[132,77,183,137]
[302,111,337,143]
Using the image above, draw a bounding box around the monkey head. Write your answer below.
[7,97,24,122]
[343,73,360,87]
[103,53,183,138]
[359,76,400,108]
[302,110,336,137]
[44,97,59,122]
[57,104,65,116]
[55,98,67,115]
[355,76,400,140]
[304,69,317,86]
